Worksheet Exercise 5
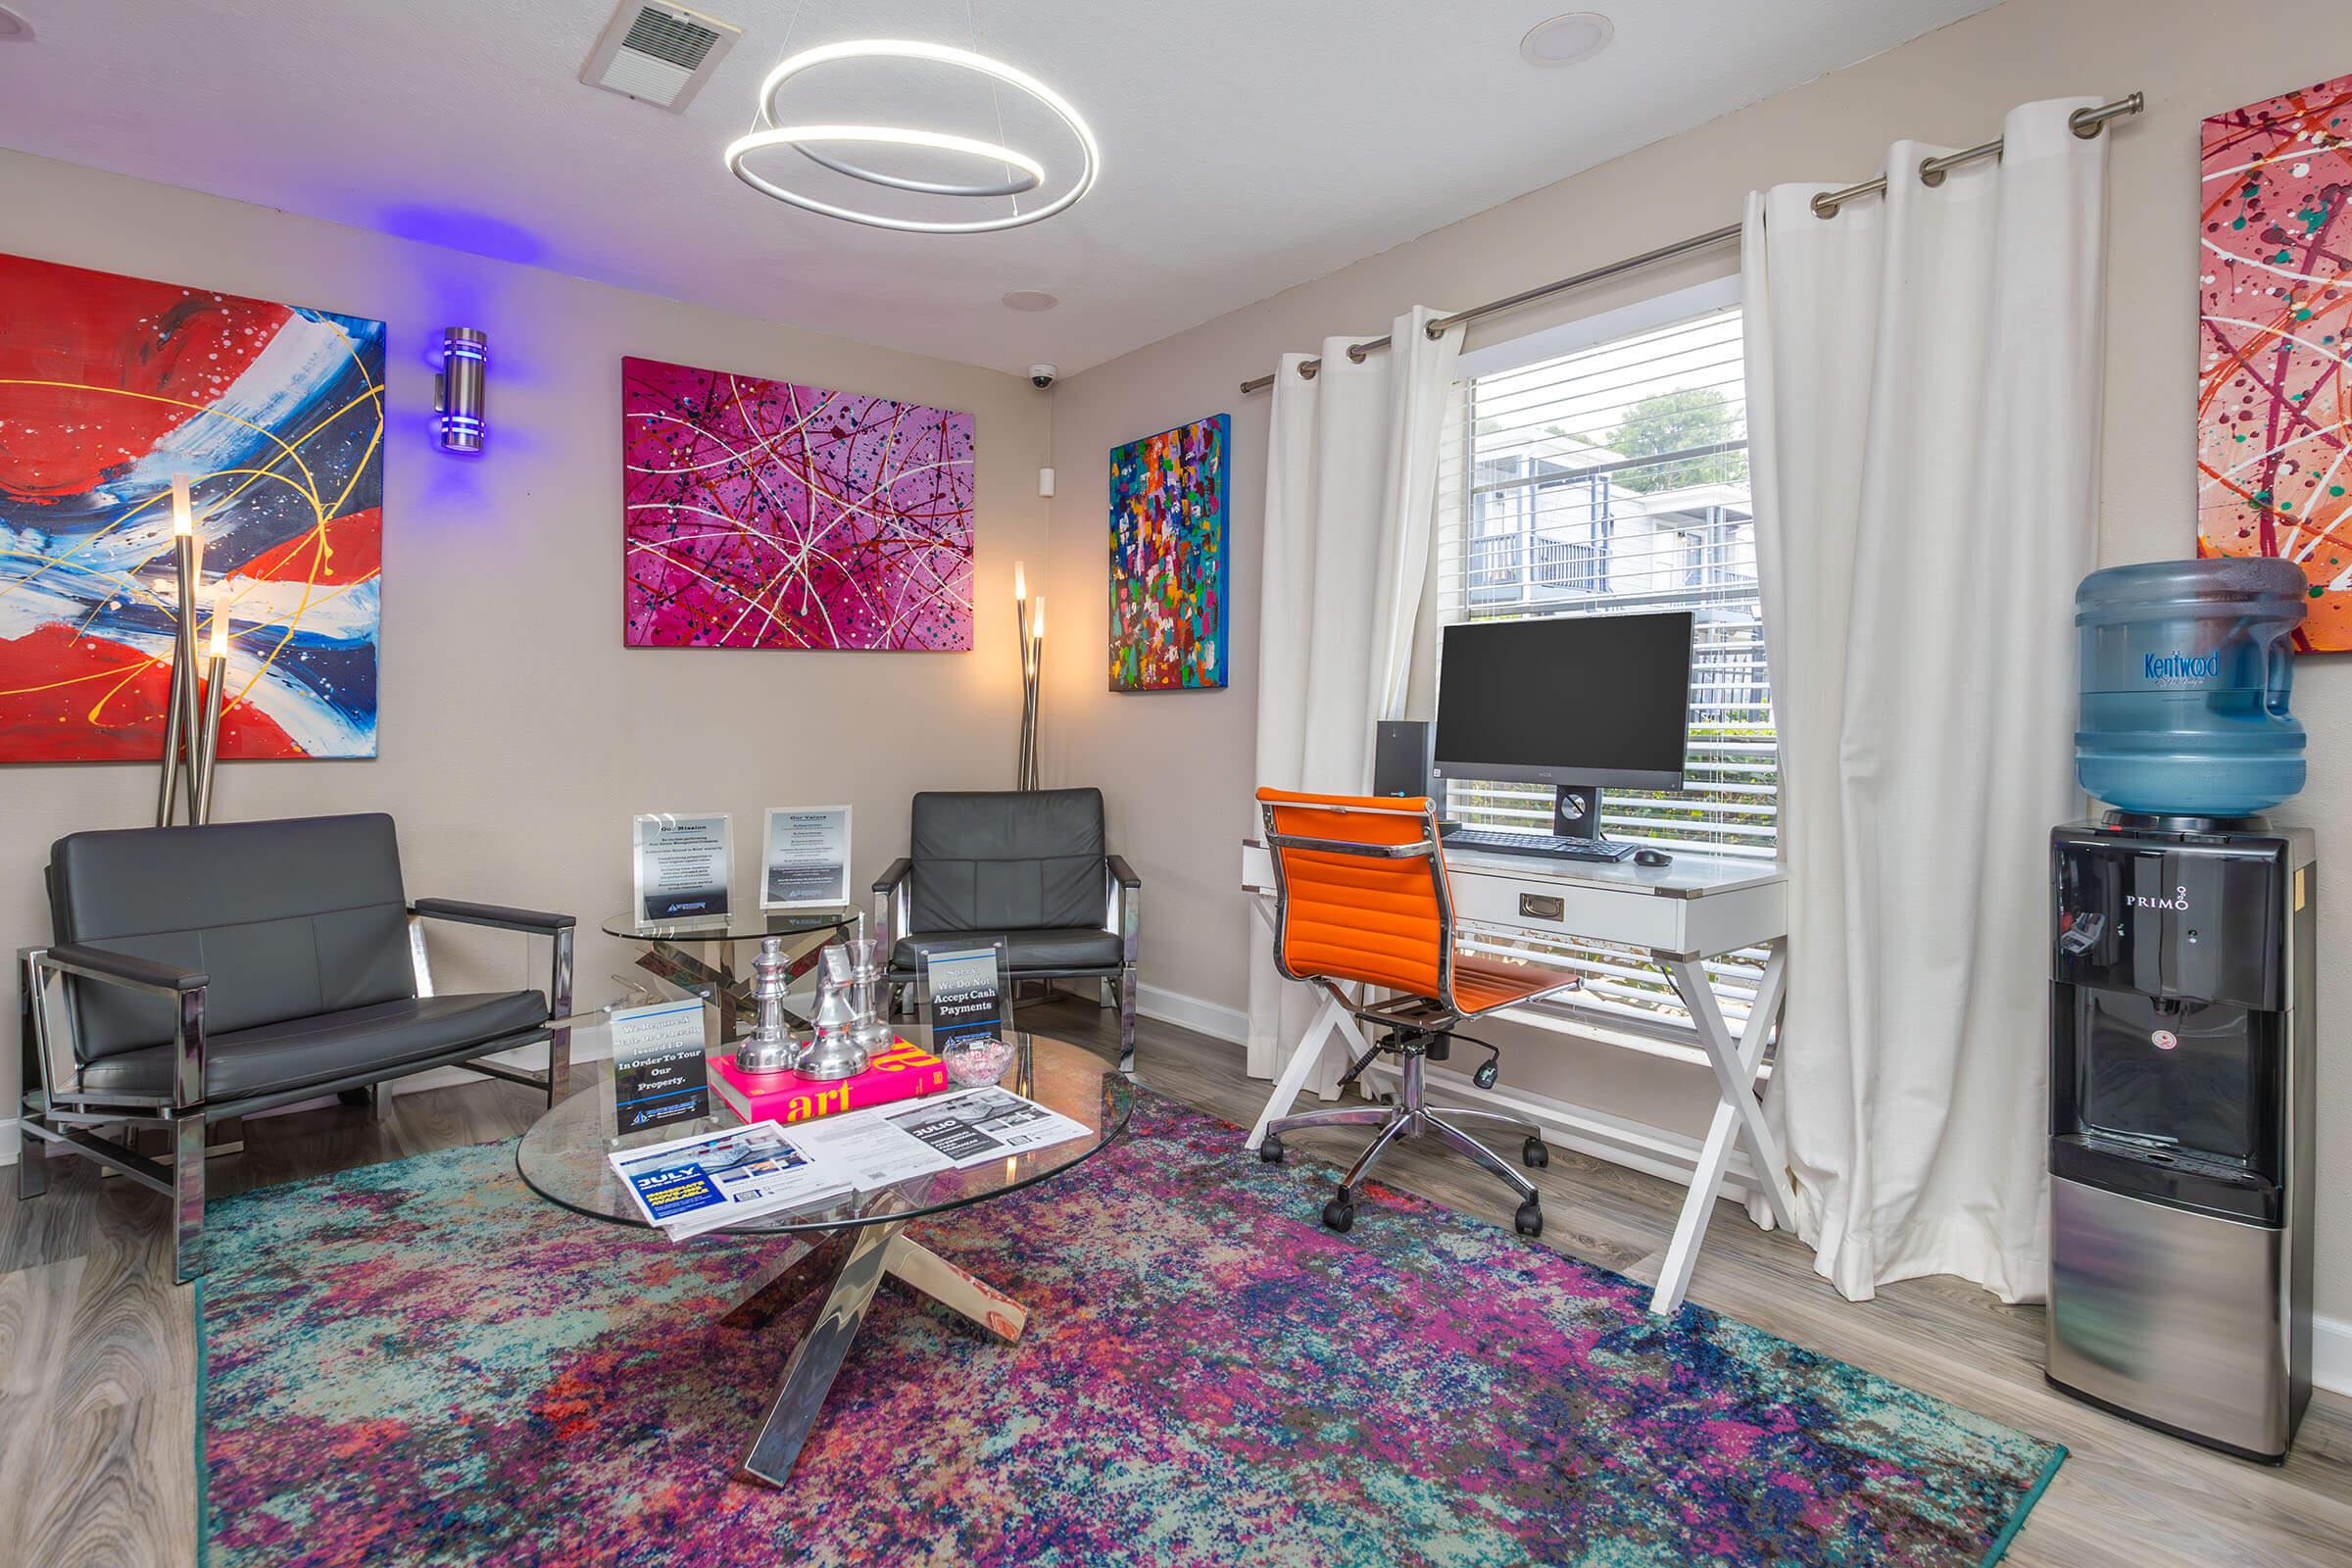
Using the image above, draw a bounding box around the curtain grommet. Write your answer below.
[1810,192,1840,220]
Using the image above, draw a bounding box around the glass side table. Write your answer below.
[516,1029,1131,1487]
[601,907,857,1037]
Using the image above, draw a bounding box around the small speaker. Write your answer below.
[1374,720,1435,804]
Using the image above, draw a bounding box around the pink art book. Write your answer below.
[709,1038,948,1125]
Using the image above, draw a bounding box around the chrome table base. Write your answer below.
[628,927,833,1038]
[727,1222,1027,1488]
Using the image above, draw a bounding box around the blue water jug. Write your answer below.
[2075,558,2306,817]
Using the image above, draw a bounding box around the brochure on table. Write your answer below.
[883,1085,1092,1169]
[762,805,852,910]
[606,1086,1093,1237]
[608,1121,847,1239]
[633,811,733,923]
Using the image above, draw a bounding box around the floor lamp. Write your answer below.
[1014,563,1043,792]
[155,473,227,826]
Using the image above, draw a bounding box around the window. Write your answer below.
[1436,287,1775,1038]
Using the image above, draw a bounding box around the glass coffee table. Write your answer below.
[516,1029,1131,1486]
[602,907,858,1038]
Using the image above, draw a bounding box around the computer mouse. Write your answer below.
[1633,849,1673,868]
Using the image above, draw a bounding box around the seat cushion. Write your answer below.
[1451,955,1579,1017]
[890,927,1123,977]
[74,991,549,1102]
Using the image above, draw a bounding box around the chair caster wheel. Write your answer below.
[1257,1135,1286,1164]
[1523,1137,1550,1169]
[1514,1199,1544,1237]
[1322,1194,1357,1233]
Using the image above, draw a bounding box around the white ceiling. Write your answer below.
[0,0,1997,375]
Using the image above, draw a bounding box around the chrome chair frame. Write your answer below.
[16,904,573,1284]
[1255,797,1551,1236]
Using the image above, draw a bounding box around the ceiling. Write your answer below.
[0,0,1998,376]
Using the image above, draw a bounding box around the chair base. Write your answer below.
[1258,1048,1548,1237]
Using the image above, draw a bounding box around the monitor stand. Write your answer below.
[1553,785,1635,862]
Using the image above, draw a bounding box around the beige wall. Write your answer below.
[0,147,1049,1122]
[1043,0,2352,1320]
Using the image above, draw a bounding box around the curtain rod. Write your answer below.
[1239,90,2143,395]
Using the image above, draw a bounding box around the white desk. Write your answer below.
[1241,839,1792,1315]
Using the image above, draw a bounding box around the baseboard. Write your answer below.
[1135,984,1249,1045]
[2315,1314,2352,1397]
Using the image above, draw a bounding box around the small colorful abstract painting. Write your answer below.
[2198,74,2352,652]
[1108,414,1229,690]
[622,357,973,651]
[0,254,384,760]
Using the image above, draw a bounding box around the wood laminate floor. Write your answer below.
[3,999,2347,1567]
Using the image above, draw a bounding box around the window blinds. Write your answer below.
[1435,302,1776,1037]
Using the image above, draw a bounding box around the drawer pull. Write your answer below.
[1519,893,1564,920]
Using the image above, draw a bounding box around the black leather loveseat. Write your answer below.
[17,813,574,1282]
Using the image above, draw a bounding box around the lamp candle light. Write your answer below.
[1013,563,1038,790]
[194,595,229,823]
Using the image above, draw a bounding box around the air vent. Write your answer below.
[580,2,742,112]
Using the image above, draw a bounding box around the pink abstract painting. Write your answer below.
[2198,74,2352,651]
[622,356,973,650]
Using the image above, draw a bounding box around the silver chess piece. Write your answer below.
[735,935,796,1074]
[793,944,872,1081]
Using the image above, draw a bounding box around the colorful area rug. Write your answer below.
[199,1089,2062,1567]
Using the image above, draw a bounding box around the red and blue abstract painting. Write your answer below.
[1109,413,1228,690]
[622,356,974,650]
[0,254,383,760]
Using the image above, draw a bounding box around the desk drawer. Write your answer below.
[1448,868,1689,951]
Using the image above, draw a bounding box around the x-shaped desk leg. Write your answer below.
[1243,896,1374,1150]
[1648,940,1792,1315]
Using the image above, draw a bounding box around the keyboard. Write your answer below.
[1442,827,1635,863]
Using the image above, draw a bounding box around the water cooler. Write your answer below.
[2051,557,2317,1461]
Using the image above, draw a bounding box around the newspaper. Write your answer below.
[880,1085,1095,1170]
[607,1121,851,1239]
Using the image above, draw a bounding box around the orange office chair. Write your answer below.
[1253,786,1582,1237]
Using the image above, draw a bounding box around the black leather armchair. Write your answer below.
[875,789,1138,1073]
[16,813,574,1283]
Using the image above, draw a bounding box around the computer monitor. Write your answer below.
[1432,611,1693,853]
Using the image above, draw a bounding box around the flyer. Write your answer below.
[881,1085,1092,1170]
[788,1107,956,1190]
[606,1120,848,1239]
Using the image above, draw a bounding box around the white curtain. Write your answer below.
[1740,98,2110,1302]
[1246,306,1463,1078]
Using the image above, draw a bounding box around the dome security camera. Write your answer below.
[1029,364,1057,389]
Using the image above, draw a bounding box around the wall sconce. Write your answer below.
[432,326,487,453]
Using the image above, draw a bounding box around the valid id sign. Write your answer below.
[611,997,710,1135]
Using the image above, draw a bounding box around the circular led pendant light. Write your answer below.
[724,39,1101,234]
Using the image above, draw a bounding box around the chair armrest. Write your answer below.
[1105,855,1141,890]
[411,898,577,934]
[40,943,208,995]
[872,858,913,895]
